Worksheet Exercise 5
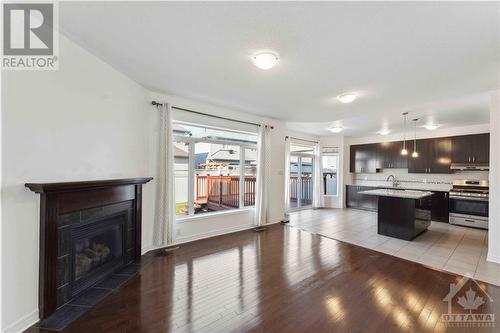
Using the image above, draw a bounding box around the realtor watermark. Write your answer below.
[2,1,59,70]
[441,275,495,328]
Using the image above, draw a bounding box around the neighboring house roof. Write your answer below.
[173,124,192,136]
[195,152,209,168]
[174,146,188,158]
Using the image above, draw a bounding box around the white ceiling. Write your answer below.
[59,2,499,136]
[287,92,491,136]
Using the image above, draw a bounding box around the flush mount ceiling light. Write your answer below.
[423,124,441,130]
[337,93,357,104]
[378,129,391,136]
[252,51,279,70]
[329,126,343,133]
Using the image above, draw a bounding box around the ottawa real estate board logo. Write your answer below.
[441,275,495,328]
[2,2,59,70]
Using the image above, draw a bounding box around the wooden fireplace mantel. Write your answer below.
[25,177,153,319]
[26,177,153,193]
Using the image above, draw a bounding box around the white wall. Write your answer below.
[488,90,500,264]
[1,35,153,332]
[148,92,319,245]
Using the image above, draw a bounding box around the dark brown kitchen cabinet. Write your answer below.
[349,144,378,173]
[451,135,471,164]
[408,137,452,174]
[350,133,489,174]
[431,191,449,223]
[347,185,449,222]
[429,136,453,173]
[377,141,407,169]
[452,133,489,164]
[408,139,429,173]
[472,133,490,163]
[346,185,377,211]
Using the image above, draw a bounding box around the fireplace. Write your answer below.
[73,216,125,293]
[56,205,133,305]
[26,178,152,325]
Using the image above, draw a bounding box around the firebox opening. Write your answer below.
[71,214,127,297]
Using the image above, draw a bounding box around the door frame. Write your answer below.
[289,153,314,211]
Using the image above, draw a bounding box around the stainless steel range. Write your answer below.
[449,180,488,229]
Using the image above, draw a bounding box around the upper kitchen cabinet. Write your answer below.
[408,139,431,173]
[377,141,408,169]
[451,133,489,167]
[429,136,453,173]
[408,137,452,174]
[451,135,471,164]
[349,144,378,173]
[472,133,490,163]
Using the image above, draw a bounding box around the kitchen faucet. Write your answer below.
[386,175,399,188]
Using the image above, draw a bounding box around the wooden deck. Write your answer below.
[26,222,500,332]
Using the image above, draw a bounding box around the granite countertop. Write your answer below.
[351,181,451,192]
[359,189,434,199]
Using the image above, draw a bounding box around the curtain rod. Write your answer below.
[285,136,319,144]
[152,101,274,129]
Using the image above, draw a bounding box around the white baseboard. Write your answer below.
[174,222,267,245]
[144,218,284,253]
[267,217,284,224]
[487,253,500,264]
[3,309,38,333]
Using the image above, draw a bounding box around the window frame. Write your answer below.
[322,152,339,197]
[173,123,258,221]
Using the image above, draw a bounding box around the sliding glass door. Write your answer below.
[288,145,314,210]
[300,157,313,207]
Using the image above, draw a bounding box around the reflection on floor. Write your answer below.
[26,222,500,333]
[289,208,500,286]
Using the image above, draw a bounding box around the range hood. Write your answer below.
[450,163,489,171]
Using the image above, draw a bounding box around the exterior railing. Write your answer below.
[289,175,313,205]
[196,175,256,208]
[195,174,332,210]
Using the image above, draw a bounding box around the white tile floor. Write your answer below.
[289,208,500,286]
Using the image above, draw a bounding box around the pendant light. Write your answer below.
[412,118,419,158]
[401,112,408,155]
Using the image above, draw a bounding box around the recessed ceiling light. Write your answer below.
[337,93,357,104]
[378,129,391,136]
[329,126,343,133]
[252,51,279,70]
[423,124,441,130]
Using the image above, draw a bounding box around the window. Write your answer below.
[322,148,339,196]
[173,122,258,218]
[174,141,189,216]
[243,148,257,207]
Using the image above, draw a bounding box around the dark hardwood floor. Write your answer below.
[26,223,500,332]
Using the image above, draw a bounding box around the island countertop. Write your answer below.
[359,189,433,199]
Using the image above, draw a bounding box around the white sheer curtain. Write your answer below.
[283,137,291,221]
[312,143,324,208]
[255,125,272,226]
[153,103,176,247]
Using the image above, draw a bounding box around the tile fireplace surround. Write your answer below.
[25,178,152,331]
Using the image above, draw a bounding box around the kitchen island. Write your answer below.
[360,189,433,240]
